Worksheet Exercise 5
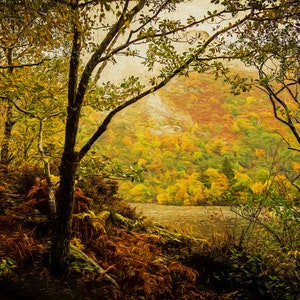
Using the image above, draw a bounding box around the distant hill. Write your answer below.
[160,72,288,140]
[105,71,287,142]
[78,71,299,205]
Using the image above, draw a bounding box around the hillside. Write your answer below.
[80,72,299,206]
[159,73,286,141]
[105,71,287,142]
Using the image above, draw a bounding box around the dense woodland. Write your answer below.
[0,0,299,299]
[92,73,300,206]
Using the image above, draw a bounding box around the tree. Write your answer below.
[221,0,300,150]
[0,59,68,163]
[0,0,66,168]
[47,0,263,276]
[7,59,70,215]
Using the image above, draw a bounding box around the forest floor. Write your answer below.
[0,168,299,299]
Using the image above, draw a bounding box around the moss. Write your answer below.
[69,244,119,288]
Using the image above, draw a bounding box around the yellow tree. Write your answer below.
[0,0,66,168]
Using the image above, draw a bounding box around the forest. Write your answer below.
[96,73,300,206]
[0,0,299,299]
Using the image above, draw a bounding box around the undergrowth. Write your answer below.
[0,166,299,299]
[0,167,218,299]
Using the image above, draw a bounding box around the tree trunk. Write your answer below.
[49,100,80,277]
[37,118,57,215]
[0,102,15,169]
[49,149,78,277]
[0,49,15,169]
[46,172,57,216]
[49,5,82,276]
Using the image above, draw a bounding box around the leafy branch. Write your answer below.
[77,11,254,161]
[5,96,61,214]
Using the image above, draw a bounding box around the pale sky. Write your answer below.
[86,0,227,84]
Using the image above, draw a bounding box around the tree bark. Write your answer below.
[49,81,81,276]
[0,49,15,169]
[49,4,81,275]
[49,148,78,276]
[49,100,80,276]
[0,102,15,168]
[37,118,57,215]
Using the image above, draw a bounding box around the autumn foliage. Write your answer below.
[85,73,300,206]
[0,169,222,299]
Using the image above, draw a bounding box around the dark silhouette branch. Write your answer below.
[4,95,61,119]
[265,85,300,145]
[0,59,50,69]
[75,0,146,108]
[78,11,253,161]
[280,135,300,153]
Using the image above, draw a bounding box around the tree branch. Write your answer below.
[3,96,61,120]
[77,11,254,161]
[0,59,50,69]
[265,85,300,145]
[75,0,146,108]
[126,0,174,44]
[276,80,299,105]
[97,8,241,67]
[92,0,130,85]
[280,135,300,153]
[68,7,81,106]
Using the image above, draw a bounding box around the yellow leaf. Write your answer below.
[255,148,265,157]
[124,20,130,28]
[137,158,147,166]
[292,161,300,172]
[250,182,265,194]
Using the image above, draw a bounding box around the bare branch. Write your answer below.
[75,0,147,107]
[280,135,300,153]
[265,85,300,145]
[275,80,299,105]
